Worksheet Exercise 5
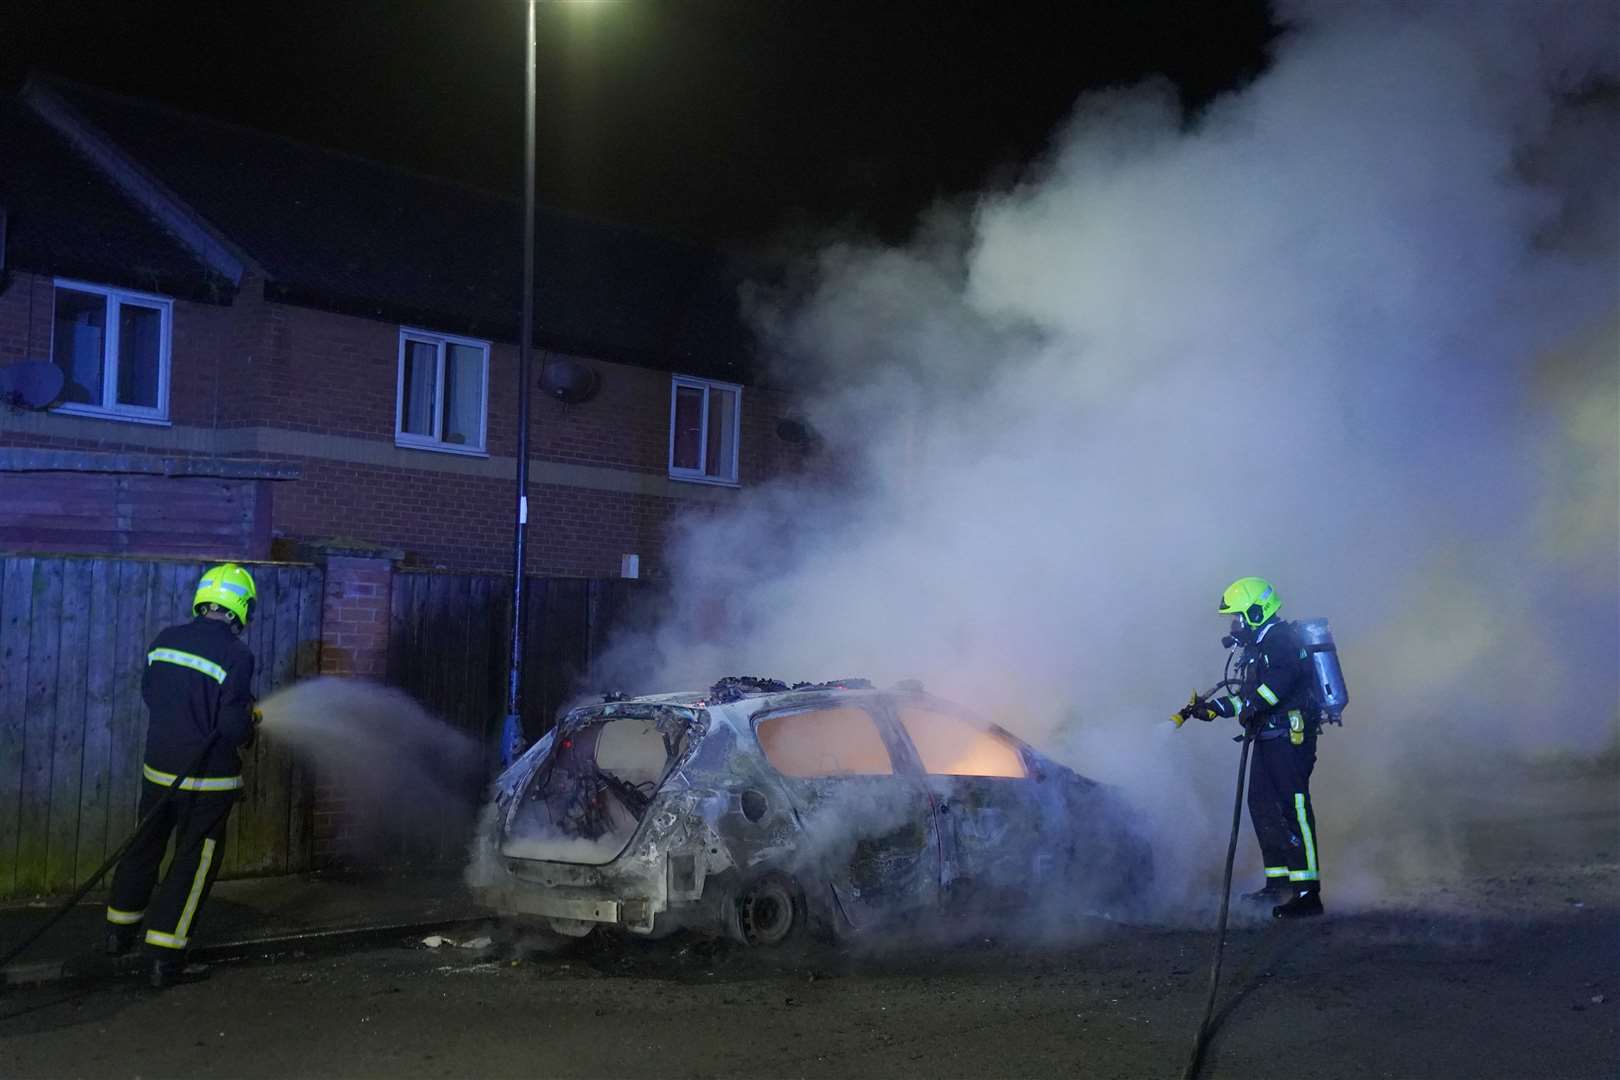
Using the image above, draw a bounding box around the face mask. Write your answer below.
[1222,617,1252,649]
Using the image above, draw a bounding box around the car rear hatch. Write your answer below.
[499,703,702,866]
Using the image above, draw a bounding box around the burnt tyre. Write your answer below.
[734,873,807,947]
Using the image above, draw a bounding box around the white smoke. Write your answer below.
[258,678,484,863]
[600,0,1620,913]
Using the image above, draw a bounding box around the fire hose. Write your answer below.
[1176,675,1255,1080]
[0,733,221,972]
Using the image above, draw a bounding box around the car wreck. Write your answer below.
[470,677,1152,945]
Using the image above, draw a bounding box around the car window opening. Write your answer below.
[756,706,895,777]
[897,706,1027,778]
[502,716,682,865]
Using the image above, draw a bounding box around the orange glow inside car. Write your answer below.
[897,706,1026,778]
[756,706,895,777]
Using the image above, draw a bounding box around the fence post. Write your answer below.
[318,553,396,679]
[310,546,399,866]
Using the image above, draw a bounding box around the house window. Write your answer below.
[50,279,172,423]
[668,375,741,484]
[395,328,489,454]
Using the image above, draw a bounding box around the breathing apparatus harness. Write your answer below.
[1203,617,1349,737]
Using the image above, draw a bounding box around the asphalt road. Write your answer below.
[3,769,1615,1079]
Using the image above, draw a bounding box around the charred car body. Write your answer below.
[471,678,1152,945]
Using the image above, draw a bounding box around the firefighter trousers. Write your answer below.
[1247,732,1320,888]
[106,780,237,954]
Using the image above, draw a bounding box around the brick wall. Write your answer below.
[253,299,796,477]
[241,301,821,575]
[0,272,54,365]
[273,461,690,577]
[318,555,391,678]
[224,271,276,429]
[310,552,393,864]
[0,269,239,432]
[2,270,828,576]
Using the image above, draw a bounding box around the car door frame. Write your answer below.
[875,694,1056,905]
[748,696,943,932]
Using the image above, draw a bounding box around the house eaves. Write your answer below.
[21,75,257,289]
[27,77,761,382]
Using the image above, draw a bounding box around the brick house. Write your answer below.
[0,76,813,577]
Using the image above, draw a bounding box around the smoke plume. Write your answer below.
[600,0,1619,914]
[258,678,483,864]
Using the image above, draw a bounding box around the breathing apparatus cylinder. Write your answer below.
[1298,618,1348,723]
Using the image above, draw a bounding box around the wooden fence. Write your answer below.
[0,554,656,898]
[0,555,322,900]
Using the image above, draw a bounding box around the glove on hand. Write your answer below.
[1172,691,1215,728]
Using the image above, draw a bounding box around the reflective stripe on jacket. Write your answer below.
[142,617,257,782]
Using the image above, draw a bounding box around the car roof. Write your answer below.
[596,683,1029,745]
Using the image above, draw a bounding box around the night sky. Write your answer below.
[2,0,1276,249]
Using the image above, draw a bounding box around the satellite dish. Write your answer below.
[538,359,601,405]
[0,360,65,410]
[775,417,818,446]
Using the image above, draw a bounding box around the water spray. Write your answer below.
[2,679,482,975]
[251,678,485,861]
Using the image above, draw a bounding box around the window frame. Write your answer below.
[48,278,173,425]
[394,327,491,456]
[667,374,742,486]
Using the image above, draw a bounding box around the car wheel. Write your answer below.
[735,873,806,947]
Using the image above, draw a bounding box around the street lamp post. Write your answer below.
[502,0,539,765]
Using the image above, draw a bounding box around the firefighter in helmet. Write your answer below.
[105,563,260,986]
[1175,577,1324,919]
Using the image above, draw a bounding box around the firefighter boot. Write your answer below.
[149,955,211,989]
[1241,882,1289,906]
[1271,886,1324,920]
[104,925,139,957]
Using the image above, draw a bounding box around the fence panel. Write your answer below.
[17,560,64,895]
[44,559,93,893]
[388,571,652,746]
[0,557,36,897]
[226,564,319,877]
[1,555,657,895]
[73,559,117,884]
[0,555,323,900]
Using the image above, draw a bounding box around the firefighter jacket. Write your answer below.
[141,616,257,789]
[1210,618,1314,740]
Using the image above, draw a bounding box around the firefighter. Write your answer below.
[104,563,260,987]
[1175,577,1324,919]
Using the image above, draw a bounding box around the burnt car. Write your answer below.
[470,678,1152,945]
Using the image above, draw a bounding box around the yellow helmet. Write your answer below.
[1219,576,1280,628]
[194,563,256,627]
